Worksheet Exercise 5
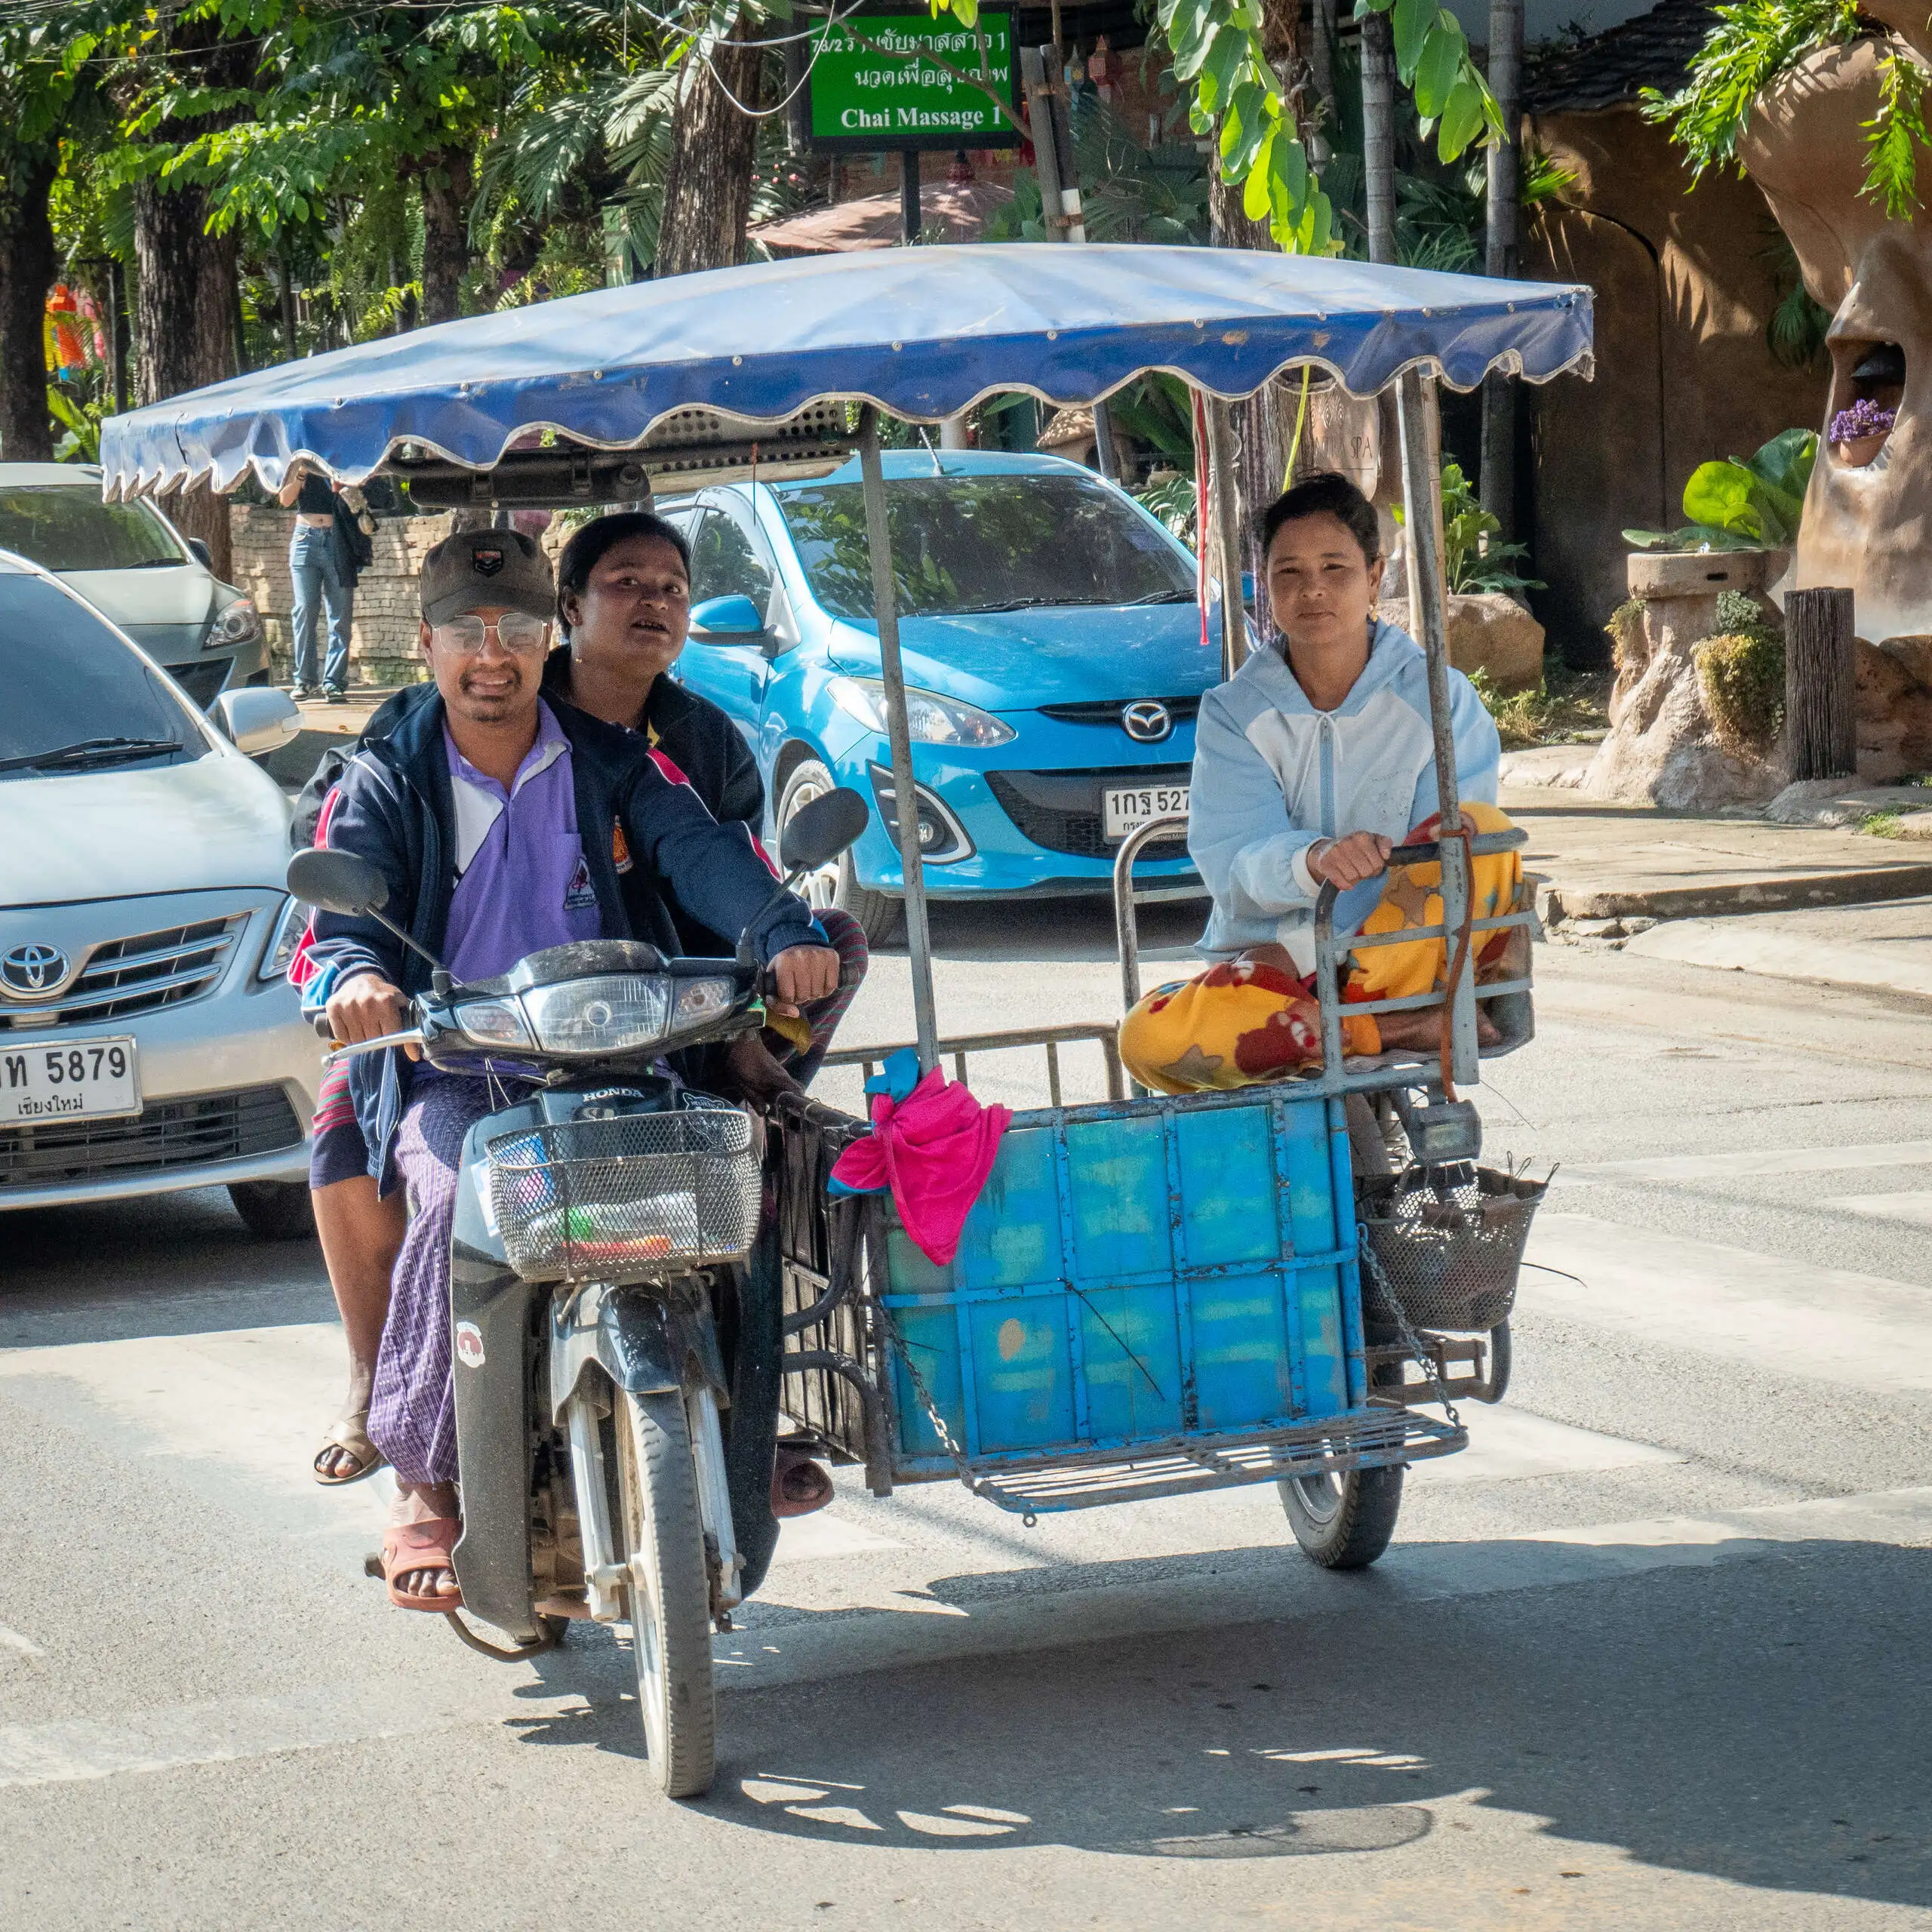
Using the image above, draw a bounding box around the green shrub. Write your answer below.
[1696,621,1786,755]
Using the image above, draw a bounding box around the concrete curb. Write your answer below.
[1623,918,1932,1001]
[1538,863,1932,924]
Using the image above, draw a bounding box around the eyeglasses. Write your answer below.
[431,613,551,654]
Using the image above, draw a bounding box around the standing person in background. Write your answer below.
[278,458,362,702]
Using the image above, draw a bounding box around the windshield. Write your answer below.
[0,575,203,777]
[778,473,1197,620]
[0,488,188,572]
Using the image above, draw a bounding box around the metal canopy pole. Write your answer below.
[857,406,940,1073]
[1395,369,1478,1088]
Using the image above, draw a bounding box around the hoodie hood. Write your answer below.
[1231,619,1424,718]
[825,599,1223,711]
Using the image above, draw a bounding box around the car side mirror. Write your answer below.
[288,847,389,917]
[214,685,302,756]
[689,593,767,642]
[780,786,869,873]
[185,537,214,569]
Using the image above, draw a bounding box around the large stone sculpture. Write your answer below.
[1738,15,1932,651]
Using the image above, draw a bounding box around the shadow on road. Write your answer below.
[0,1185,328,1346]
[511,1534,1930,1907]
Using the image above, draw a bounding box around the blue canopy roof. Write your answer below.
[98,243,1592,499]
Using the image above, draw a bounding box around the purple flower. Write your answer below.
[1830,398,1897,442]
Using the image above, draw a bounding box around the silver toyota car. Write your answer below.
[0,550,319,1236]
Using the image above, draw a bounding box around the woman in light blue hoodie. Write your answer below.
[1120,472,1514,1094]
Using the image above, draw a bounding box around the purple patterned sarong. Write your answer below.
[367,1075,495,1484]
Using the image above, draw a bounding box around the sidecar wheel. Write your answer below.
[614,1389,716,1798]
[1279,1464,1404,1569]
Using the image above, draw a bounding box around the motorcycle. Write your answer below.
[287,786,869,1798]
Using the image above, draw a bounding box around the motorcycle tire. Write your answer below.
[1278,1464,1404,1570]
[614,1388,717,1798]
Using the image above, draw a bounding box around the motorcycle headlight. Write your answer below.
[257,894,309,981]
[453,998,534,1049]
[206,595,263,651]
[521,974,672,1056]
[828,675,1014,747]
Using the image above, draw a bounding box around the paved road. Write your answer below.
[5,909,1932,1930]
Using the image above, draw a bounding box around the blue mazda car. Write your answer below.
[659,451,1222,942]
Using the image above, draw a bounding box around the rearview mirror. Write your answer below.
[288,847,389,917]
[689,593,766,641]
[214,685,302,757]
[780,786,869,873]
[185,537,214,569]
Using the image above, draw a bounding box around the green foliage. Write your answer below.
[1467,662,1610,749]
[1700,618,1785,753]
[1136,473,1199,544]
[1863,809,1906,836]
[1625,427,1818,550]
[1393,460,1544,595]
[1642,0,1932,215]
[1867,46,1932,220]
[45,387,103,463]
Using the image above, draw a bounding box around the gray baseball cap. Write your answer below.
[420,528,555,626]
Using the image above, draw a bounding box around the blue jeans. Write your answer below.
[289,524,352,691]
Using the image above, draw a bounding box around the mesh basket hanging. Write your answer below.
[1357,1164,1547,1334]
[487,1104,760,1284]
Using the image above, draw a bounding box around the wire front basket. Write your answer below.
[1358,1164,1547,1334]
[488,1105,760,1284]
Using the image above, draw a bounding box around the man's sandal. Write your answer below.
[313,1411,386,1486]
[382,1518,463,1611]
[771,1447,834,1518]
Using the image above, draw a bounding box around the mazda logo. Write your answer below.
[1,943,70,997]
[1121,700,1173,743]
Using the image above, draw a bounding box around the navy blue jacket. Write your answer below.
[309,688,818,1191]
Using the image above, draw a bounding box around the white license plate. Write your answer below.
[0,1036,140,1125]
[1103,783,1190,841]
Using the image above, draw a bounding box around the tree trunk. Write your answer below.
[1361,11,1397,265]
[1479,0,1524,534]
[1208,0,1303,604]
[657,19,764,275]
[1785,586,1857,780]
[419,148,473,326]
[0,149,57,462]
[135,176,239,579]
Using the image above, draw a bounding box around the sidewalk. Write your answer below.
[262,690,387,791]
[1500,749,1932,1003]
[1500,752,1932,924]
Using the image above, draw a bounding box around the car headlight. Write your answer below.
[453,998,534,1049]
[521,975,672,1056]
[257,894,309,981]
[206,595,263,651]
[828,675,1015,747]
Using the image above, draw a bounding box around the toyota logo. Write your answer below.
[1,943,70,997]
[1121,700,1173,743]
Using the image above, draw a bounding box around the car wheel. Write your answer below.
[228,1180,315,1241]
[777,758,901,946]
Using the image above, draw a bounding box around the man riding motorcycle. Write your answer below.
[309,527,837,1608]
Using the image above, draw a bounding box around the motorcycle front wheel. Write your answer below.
[614,1389,716,1797]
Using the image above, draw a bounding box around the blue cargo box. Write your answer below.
[879,1088,1366,1470]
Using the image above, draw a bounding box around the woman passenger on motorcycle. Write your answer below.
[542,511,869,1105]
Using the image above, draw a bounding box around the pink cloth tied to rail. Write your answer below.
[829,1057,1011,1266]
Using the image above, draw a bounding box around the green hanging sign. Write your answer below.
[803,9,1021,152]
